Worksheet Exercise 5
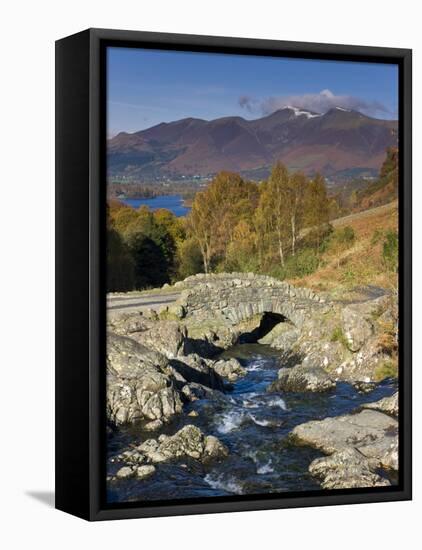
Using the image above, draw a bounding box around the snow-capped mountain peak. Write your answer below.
[285,106,322,119]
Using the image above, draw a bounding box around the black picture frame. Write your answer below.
[55,28,412,521]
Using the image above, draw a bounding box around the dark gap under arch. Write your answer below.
[238,312,289,344]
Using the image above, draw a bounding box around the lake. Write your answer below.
[120,194,191,217]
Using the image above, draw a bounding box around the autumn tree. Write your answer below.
[286,171,307,255]
[187,189,213,273]
[255,162,290,267]
[188,172,258,272]
[304,173,330,250]
[177,238,204,279]
[106,205,134,291]
[225,219,258,272]
[118,205,177,287]
[154,208,186,244]
[107,228,135,291]
[111,206,139,234]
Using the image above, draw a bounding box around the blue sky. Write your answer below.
[107,47,398,136]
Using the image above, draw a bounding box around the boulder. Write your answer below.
[106,333,183,426]
[362,392,398,417]
[116,466,135,479]
[169,354,224,389]
[268,364,336,393]
[113,425,229,467]
[341,303,374,352]
[144,419,164,432]
[108,313,187,358]
[352,380,377,393]
[136,465,156,480]
[259,323,300,351]
[291,409,398,472]
[309,447,390,489]
[181,382,217,402]
[211,357,246,382]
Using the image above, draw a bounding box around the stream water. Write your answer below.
[107,343,397,504]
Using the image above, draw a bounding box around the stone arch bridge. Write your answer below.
[169,273,330,329]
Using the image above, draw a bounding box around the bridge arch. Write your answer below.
[173,273,327,330]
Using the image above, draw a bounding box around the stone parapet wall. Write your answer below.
[171,273,328,328]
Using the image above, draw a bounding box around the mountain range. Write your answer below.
[107,107,398,182]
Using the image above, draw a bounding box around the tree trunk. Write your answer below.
[277,228,285,267]
[291,214,296,256]
[200,242,209,273]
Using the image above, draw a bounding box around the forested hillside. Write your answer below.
[107,149,398,293]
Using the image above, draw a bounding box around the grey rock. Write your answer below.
[203,435,229,461]
[116,425,228,467]
[106,333,183,426]
[341,303,374,352]
[116,466,134,479]
[158,425,207,460]
[211,357,246,382]
[292,409,398,471]
[181,382,216,402]
[352,380,377,394]
[309,447,390,489]
[259,323,300,351]
[136,465,156,480]
[362,392,398,417]
[144,419,164,431]
[170,354,224,390]
[268,364,336,393]
[109,313,187,359]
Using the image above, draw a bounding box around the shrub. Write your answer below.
[326,225,355,252]
[336,225,355,244]
[330,326,349,348]
[376,318,398,355]
[374,360,398,382]
[382,230,398,272]
[283,248,320,278]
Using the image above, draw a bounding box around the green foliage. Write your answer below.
[112,206,139,233]
[268,248,320,280]
[177,238,204,279]
[107,228,134,292]
[334,226,355,245]
[382,230,398,272]
[126,232,170,289]
[330,326,349,348]
[305,224,333,253]
[107,202,178,291]
[283,248,320,278]
[374,360,398,382]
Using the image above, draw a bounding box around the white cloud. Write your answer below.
[239,89,392,118]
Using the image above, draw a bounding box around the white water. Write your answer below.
[204,473,244,495]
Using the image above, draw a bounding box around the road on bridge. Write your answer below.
[107,292,181,316]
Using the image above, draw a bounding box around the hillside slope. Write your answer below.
[291,201,398,294]
[108,107,397,181]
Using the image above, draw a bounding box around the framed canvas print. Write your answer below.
[55,28,412,521]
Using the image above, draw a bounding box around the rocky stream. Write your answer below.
[106,274,399,503]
